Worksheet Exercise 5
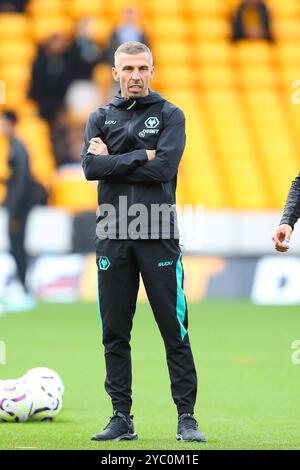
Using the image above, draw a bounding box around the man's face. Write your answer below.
[112,52,154,99]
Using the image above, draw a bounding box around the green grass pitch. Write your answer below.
[0,299,299,450]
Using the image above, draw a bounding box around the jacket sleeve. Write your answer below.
[111,107,186,184]
[279,173,300,229]
[81,110,148,181]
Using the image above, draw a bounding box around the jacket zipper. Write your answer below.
[126,103,136,211]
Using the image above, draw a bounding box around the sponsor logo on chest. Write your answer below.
[139,116,160,138]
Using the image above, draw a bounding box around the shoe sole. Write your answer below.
[176,434,206,443]
[91,433,138,442]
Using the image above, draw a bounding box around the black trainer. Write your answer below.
[91,411,138,442]
[176,413,206,442]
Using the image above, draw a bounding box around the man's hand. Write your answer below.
[146,150,156,161]
[88,137,109,155]
[272,224,292,252]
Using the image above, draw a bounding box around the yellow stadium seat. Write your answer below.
[67,0,105,19]
[276,43,300,66]
[182,111,228,206]
[0,40,36,65]
[268,0,300,17]
[143,0,182,16]
[30,16,74,42]
[250,110,284,127]
[279,66,300,90]
[203,90,241,111]
[273,18,300,40]
[88,17,112,44]
[286,96,300,136]
[92,63,113,90]
[0,64,31,92]
[239,66,277,89]
[243,90,280,107]
[194,42,234,65]
[196,65,236,88]
[154,66,194,89]
[236,41,274,65]
[27,0,66,16]
[152,41,191,64]
[0,13,28,38]
[0,134,10,179]
[1,97,38,117]
[4,88,28,109]
[187,0,229,16]
[17,118,55,186]
[50,167,97,213]
[219,162,268,209]
[251,119,298,171]
[163,90,200,113]
[149,18,187,40]
[194,18,231,40]
[16,98,39,117]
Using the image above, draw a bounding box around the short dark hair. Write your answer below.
[2,110,18,125]
[114,41,153,67]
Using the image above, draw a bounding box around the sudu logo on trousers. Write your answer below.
[158,260,174,267]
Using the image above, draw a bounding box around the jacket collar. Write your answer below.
[110,89,165,109]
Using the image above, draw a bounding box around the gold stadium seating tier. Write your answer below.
[1,1,300,210]
[49,166,97,213]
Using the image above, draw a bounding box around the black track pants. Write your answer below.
[9,213,28,291]
[95,238,197,415]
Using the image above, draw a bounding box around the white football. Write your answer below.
[27,381,62,421]
[0,381,34,422]
[22,367,64,396]
[0,379,19,390]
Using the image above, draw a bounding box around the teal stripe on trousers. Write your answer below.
[176,253,187,341]
[97,262,103,328]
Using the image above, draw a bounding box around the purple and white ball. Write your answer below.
[0,382,34,422]
[27,381,63,422]
[22,367,64,396]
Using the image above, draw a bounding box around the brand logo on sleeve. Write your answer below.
[105,120,117,125]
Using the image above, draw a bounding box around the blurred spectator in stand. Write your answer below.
[69,17,105,80]
[28,33,73,124]
[52,81,103,167]
[66,80,103,123]
[50,109,74,167]
[0,0,28,11]
[51,109,91,167]
[65,17,105,148]
[106,6,149,66]
[0,111,45,312]
[29,24,105,166]
[232,0,273,42]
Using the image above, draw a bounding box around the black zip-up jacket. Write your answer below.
[280,173,300,229]
[81,89,186,239]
